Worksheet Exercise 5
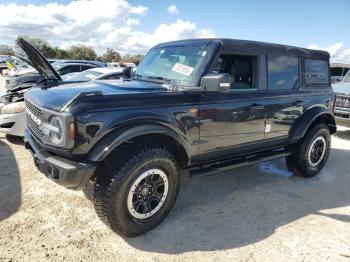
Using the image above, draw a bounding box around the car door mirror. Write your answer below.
[200,73,231,92]
[122,66,133,79]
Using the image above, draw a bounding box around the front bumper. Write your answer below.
[24,129,96,190]
[0,110,26,137]
[334,107,350,127]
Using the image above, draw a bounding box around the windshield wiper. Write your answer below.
[146,76,172,83]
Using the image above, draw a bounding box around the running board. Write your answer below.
[190,150,291,178]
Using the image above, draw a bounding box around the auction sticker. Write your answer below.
[172,63,194,76]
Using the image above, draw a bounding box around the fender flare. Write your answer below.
[87,124,191,162]
[288,106,336,144]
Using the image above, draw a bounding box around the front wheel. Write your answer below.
[286,124,331,178]
[93,147,180,237]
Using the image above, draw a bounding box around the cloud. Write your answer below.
[308,43,350,64]
[167,4,178,14]
[120,19,215,52]
[0,0,214,54]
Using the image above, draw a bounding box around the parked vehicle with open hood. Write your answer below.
[4,58,105,91]
[0,45,113,137]
[22,37,336,237]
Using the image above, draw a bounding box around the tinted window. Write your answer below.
[304,59,329,85]
[268,55,299,90]
[58,65,81,75]
[213,54,257,90]
[81,65,95,71]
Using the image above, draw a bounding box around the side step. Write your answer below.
[190,150,291,178]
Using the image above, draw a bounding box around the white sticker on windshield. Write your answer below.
[160,49,165,54]
[172,63,194,76]
[202,51,207,56]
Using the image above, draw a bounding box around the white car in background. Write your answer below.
[0,100,26,137]
[0,68,124,137]
[62,67,124,81]
[107,62,137,68]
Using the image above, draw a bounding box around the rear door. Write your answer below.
[198,53,267,162]
[264,55,302,144]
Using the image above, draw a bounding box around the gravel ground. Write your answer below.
[0,76,349,261]
[0,129,349,261]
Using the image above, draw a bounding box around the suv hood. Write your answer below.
[25,80,170,112]
[332,82,350,95]
[16,37,62,81]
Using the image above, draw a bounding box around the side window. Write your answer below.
[212,54,257,90]
[58,65,81,75]
[268,55,299,90]
[81,65,95,71]
[303,59,329,85]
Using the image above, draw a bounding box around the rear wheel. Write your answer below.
[93,147,180,237]
[286,124,331,177]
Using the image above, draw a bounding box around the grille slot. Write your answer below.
[25,98,44,139]
[25,99,43,118]
[26,115,44,138]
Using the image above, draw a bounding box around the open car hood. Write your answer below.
[16,37,62,81]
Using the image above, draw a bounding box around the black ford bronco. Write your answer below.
[21,37,336,236]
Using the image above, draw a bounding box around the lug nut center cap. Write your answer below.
[141,188,149,196]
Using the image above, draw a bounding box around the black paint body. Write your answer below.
[24,39,336,188]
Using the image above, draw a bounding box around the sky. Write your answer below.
[0,0,349,63]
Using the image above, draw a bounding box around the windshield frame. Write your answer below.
[135,41,221,87]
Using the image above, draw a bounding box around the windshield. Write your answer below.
[63,70,102,81]
[136,44,217,86]
[343,70,350,82]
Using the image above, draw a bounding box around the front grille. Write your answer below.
[25,99,43,118]
[25,98,44,139]
[336,95,350,108]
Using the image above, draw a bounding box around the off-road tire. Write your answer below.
[286,124,331,178]
[92,147,180,237]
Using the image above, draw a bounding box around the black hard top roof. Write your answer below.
[155,38,330,61]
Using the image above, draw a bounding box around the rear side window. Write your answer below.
[268,55,299,90]
[81,65,95,71]
[304,59,329,85]
[58,65,81,75]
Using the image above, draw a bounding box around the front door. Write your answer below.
[198,53,266,162]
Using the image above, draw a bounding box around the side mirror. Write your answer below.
[200,73,231,92]
[122,66,133,79]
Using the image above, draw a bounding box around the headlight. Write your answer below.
[1,102,25,114]
[48,116,64,145]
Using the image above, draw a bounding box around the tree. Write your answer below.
[15,36,57,58]
[52,47,69,59]
[68,45,97,60]
[121,54,144,65]
[0,45,14,56]
[129,54,144,65]
[97,48,121,62]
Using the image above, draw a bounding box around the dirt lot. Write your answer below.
[0,76,349,261]
[0,129,349,261]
